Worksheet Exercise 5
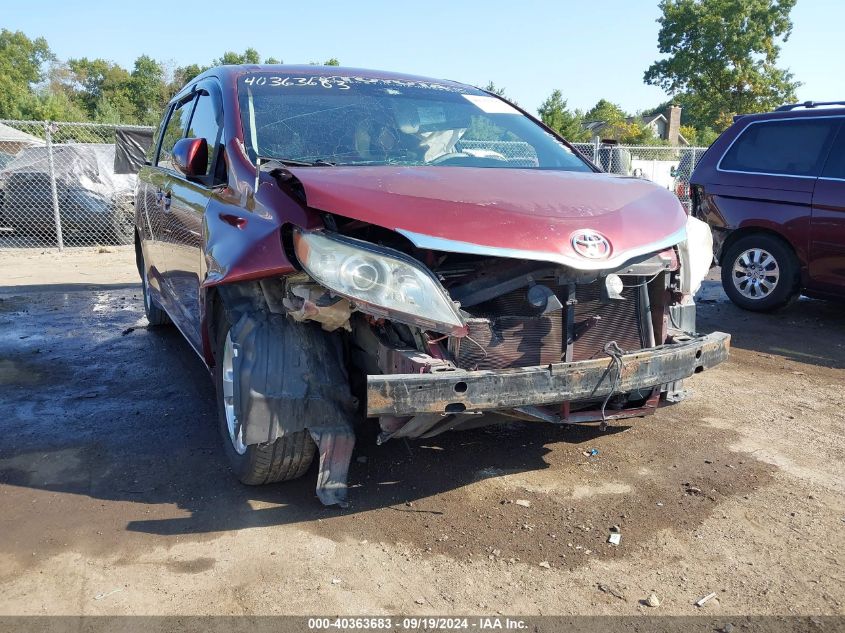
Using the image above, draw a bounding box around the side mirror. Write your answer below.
[172,137,208,179]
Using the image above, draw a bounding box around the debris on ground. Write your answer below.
[608,533,622,546]
[331,578,342,585]
[645,593,660,608]
[695,591,718,607]
[93,588,123,601]
[414,598,425,605]
[515,499,531,508]
[583,448,600,457]
[539,561,551,569]
[597,584,626,600]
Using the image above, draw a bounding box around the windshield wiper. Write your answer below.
[267,157,336,167]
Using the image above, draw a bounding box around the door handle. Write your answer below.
[157,189,172,213]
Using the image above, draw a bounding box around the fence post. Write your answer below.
[44,121,64,251]
[592,137,600,165]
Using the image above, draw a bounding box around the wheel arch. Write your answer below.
[202,285,222,367]
[718,226,799,267]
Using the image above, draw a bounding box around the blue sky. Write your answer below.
[4,0,843,115]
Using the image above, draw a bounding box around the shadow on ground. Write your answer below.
[0,287,617,539]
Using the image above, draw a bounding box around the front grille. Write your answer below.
[452,279,645,370]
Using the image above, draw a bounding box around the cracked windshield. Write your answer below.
[238,74,591,170]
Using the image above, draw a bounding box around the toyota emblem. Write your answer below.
[570,230,612,259]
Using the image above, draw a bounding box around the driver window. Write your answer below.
[186,93,223,182]
[157,96,195,171]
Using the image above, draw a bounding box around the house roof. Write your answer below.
[582,113,690,145]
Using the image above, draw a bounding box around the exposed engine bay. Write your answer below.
[270,212,716,443]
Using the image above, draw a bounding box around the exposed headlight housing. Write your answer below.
[677,215,714,297]
[293,229,466,336]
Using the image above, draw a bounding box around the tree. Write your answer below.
[644,0,800,131]
[0,29,53,119]
[584,99,627,124]
[66,57,133,121]
[481,81,518,106]
[537,90,588,142]
[173,63,207,87]
[129,55,166,125]
[215,48,261,65]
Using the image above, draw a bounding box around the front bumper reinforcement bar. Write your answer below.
[366,332,730,417]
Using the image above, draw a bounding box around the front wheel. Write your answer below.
[214,305,316,485]
[721,234,800,312]
[141,260,171,326]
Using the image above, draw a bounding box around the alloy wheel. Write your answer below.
[732,248,780,300]
[222,331,247,455]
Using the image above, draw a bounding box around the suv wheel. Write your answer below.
[721,234,800,312]
[214,303,316,485]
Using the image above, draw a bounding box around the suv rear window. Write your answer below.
[719,118,840,177]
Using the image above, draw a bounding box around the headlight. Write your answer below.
[677,215,714,296]
[293,229,466,336]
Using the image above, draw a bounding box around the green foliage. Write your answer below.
[579,98,662,144]
[0,34,344,125]
[215,48,261,65]
[173,63,208,88]
[644,0,800,131]
[0,29,54,119]
[128,55,166,125]
[584,99,627,125]
[537,90,589,142]
[481,82,518,106]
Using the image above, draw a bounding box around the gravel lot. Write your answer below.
[0,249,843,616]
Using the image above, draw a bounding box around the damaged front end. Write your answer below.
[223,209,728,508]
[280,217,729,449]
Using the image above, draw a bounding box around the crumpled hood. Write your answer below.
[287,165,688,270]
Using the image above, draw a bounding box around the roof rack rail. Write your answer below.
[775,100,845,111]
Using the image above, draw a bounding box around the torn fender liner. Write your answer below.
[221,283,357,507]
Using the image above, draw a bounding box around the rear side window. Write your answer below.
[821,126,845,180]
[157,96,196,170]
[719,118,839,177]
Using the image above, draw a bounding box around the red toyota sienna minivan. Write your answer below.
[690,101,845,311]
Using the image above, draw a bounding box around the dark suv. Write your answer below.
[691,101,845,311]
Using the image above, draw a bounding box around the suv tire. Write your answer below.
[721,233,800,312]
[213,302,316,485]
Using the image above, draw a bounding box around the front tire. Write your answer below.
[141,259,171,326]
[721,233,800,312]
[214,304,316,485]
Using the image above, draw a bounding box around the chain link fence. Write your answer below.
[0,120,154,249]
[0,119,708,252]
[571,141,707,211]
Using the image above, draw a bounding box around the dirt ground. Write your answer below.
[0,248,843,616]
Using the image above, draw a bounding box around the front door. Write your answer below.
[810,123,845,294]
[161,84,225,353]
